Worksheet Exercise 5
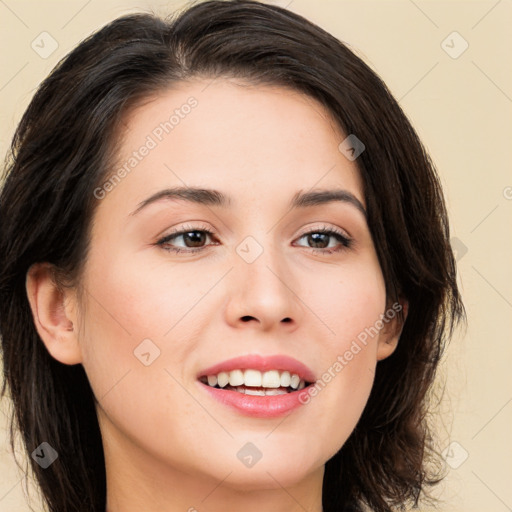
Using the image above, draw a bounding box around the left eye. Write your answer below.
[157,229,216,252]
[294,229,351,252]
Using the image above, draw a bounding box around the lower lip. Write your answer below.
[198,382,311,418]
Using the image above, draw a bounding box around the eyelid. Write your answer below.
[296,223,351,240]
[157,222,215,240]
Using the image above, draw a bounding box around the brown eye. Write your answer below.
[156,226,217,254]
[174,231,209,248]
[295,227,352,254]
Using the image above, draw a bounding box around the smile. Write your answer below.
[197,354,316,417]
[199,369,309,395]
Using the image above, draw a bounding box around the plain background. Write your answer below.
[0,1,510,511]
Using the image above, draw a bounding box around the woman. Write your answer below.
[0,1,465,511]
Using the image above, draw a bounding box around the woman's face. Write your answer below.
[73,79,399,494]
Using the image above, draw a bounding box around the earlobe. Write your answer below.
[376,299,409,361]
[25,263,83,365]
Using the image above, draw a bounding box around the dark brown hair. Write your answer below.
[0,1,464,511]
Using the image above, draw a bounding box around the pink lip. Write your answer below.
[197,354,317,382]
[198,382,312,418]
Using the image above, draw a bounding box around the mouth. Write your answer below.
[198,369,313,396]
[197,354,316,395]
[196,355,316,418]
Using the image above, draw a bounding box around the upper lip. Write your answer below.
[197,354,317,383]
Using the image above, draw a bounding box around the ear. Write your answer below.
[376,298,409,361]
[25,263,83,365]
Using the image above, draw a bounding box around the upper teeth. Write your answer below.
[204,369,306,390]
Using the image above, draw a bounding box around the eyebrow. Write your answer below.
[130,186,367,218]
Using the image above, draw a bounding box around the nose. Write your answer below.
[224,238,303,332]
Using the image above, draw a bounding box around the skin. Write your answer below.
[26,79,406,512]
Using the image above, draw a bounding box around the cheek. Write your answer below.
[77,248,212,414]
[76,251,170,402]
[80,248,203,352]
[297,257,386,452]
[312,254,386,349]
[76,256,204,460]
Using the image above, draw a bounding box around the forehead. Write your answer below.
[101,78,364,217]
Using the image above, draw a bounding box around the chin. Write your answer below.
[204,452,322,491]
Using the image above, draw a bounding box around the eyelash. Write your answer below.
[155,223,353,255]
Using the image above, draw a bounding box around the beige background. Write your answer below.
[1,1,511,511]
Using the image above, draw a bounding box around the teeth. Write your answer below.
[262,370,281,388]
[203,369,308,390]
[243,369,261,387]
[264,388,288,396]
[217,372,229,388]
[289,373,300,389]
[229,369,244,387]
[245,388,266,396]
[226,386,288,396]
[280,371,291,387]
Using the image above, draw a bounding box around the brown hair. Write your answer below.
[0,1,465,511]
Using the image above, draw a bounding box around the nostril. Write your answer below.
[241,316,255,322]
